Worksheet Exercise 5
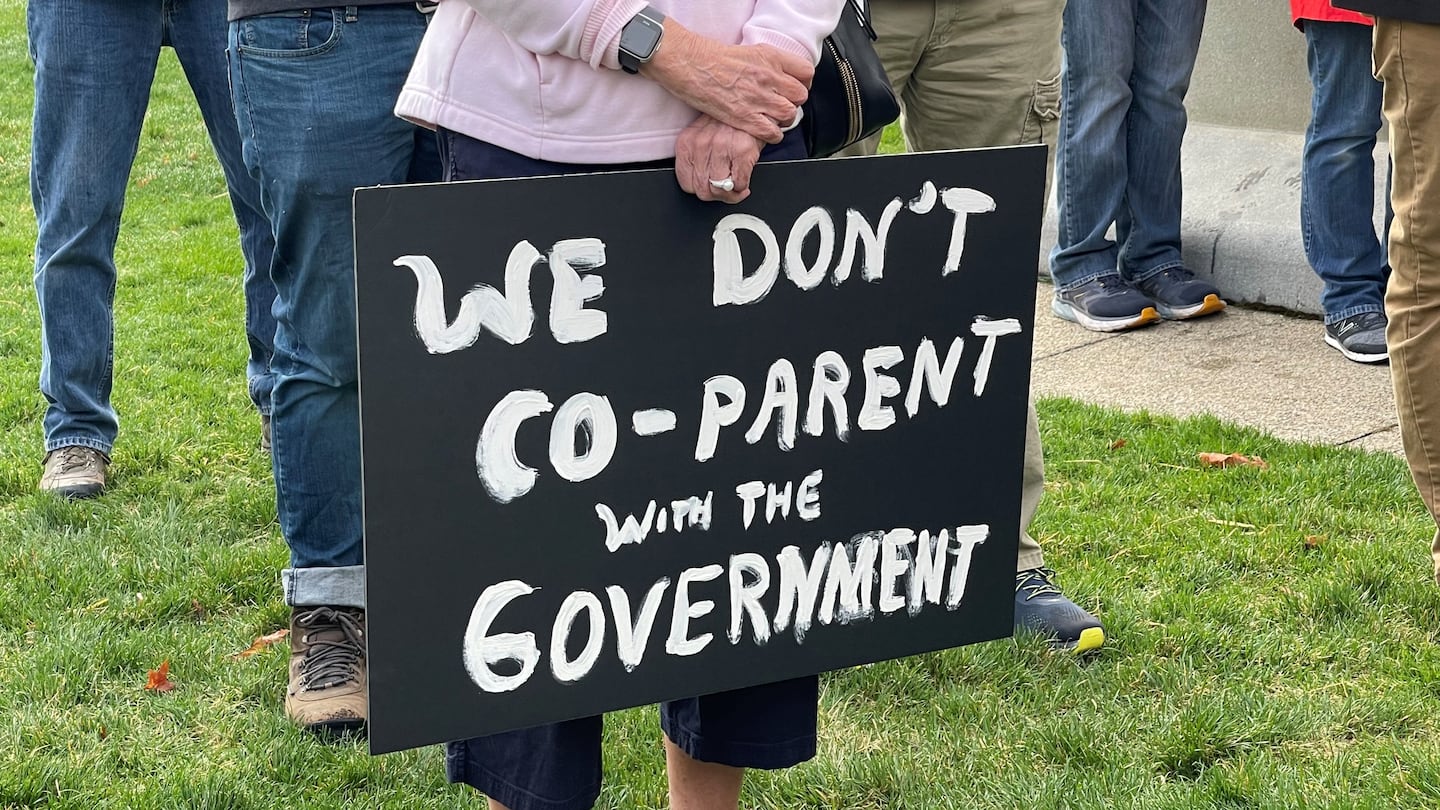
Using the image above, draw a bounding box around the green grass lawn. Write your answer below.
[6,5,1440,808]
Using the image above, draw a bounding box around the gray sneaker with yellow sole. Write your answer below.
[1015,567,1105,654]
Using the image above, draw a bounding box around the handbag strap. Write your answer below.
[846,0,878,41]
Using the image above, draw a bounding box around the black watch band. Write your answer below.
[618,5,666,74]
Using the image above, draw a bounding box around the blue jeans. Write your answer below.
[28,0,277,455]
[1049,0,1208,289]
[228,5,440,606]
[1301,20,1391,324]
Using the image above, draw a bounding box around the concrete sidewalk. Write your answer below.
[1026,111,1398,455]
[1030,284,1401,455]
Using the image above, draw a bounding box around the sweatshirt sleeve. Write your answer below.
[741,0,848,64]
[463,0,647,69]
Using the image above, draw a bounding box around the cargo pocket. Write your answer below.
[1020,71,1062,147]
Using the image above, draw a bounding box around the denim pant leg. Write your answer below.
[1049,0,1136,290]
[1301,20,1389,324]
[29,0,165,455]
[168,0,278,416]
[1116,0,1206,282]
[228,5,435,607]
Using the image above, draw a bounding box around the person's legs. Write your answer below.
[665,738,743,810]
[228,3,436,731]
[1048,0,1160,332]
[1050,0,1136,288]
[29,0,163,493]
[660,676,818,808]
[1301,20,1389,363]
[850,0,1100,651]
[895,0,1063,162]
[1118,0,1221,321]
[168,0,278,426]
[1374,18,1440,582]
[1117,0,1205,281]
[445,719,604,810]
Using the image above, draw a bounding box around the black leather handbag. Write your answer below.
[800,0,901,158]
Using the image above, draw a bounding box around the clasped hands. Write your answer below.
[644,25,814,203]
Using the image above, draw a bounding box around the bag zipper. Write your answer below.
[831,41,864,145]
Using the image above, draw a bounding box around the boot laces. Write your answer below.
[51,447,101,474]
[296,607,364,691]
[1015,567,1062,601]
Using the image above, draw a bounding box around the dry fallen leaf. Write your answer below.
[1304,535,1325,550]
[231,629,290,660]
[1198,452,1269,469]
[145,660,175,693]
[1109,439,1128,450]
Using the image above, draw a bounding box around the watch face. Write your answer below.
[620,13,664,61]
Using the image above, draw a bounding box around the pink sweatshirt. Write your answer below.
[395,0,844,164]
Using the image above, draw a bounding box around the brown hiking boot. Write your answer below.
[287,606,367,736]
[39,446,109,499]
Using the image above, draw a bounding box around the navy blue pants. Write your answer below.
[439,127,817,810]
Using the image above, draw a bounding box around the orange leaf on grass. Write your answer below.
[1198,452,1269,469]
[1109,439,1128,450]
[231,628,290,659]
[145,660,175,693]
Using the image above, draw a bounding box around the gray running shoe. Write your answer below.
[1324,311,1388,364]
[1052,274,1161,332]
[1135,266,1226,320]
[1015,567,1105,654]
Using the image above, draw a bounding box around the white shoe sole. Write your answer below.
[1324,333,1388,364]
[1052,298,1161,332]
[1154,294,1227,320]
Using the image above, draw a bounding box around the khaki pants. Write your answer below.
[1374,19,1440,583]
[843,0,1065,571]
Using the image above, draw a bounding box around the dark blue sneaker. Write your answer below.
[1015,567,1105,654]
[1135,266,1226,320]
[1052,274,1161,332]
[1324,311,1388,364]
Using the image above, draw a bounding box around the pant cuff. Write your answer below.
[1049,267,1112,293]
[282,565,366,608]
[1016,545,1046,573]
[44,437,113,456]
[1323,304,1385,325]
[1129,260,1186,285]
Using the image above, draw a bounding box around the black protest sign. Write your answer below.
[355,147,1045,754]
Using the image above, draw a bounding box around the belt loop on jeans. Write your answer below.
[344,5,358,22]
[417,1,438,13]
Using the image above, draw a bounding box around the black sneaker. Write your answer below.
[1015,567,1105,654]
[1324,311,1388,364]
[1051,274,1161,332]
[1135,267,1226,320]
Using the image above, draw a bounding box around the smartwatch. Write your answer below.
[618,5,666,74]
